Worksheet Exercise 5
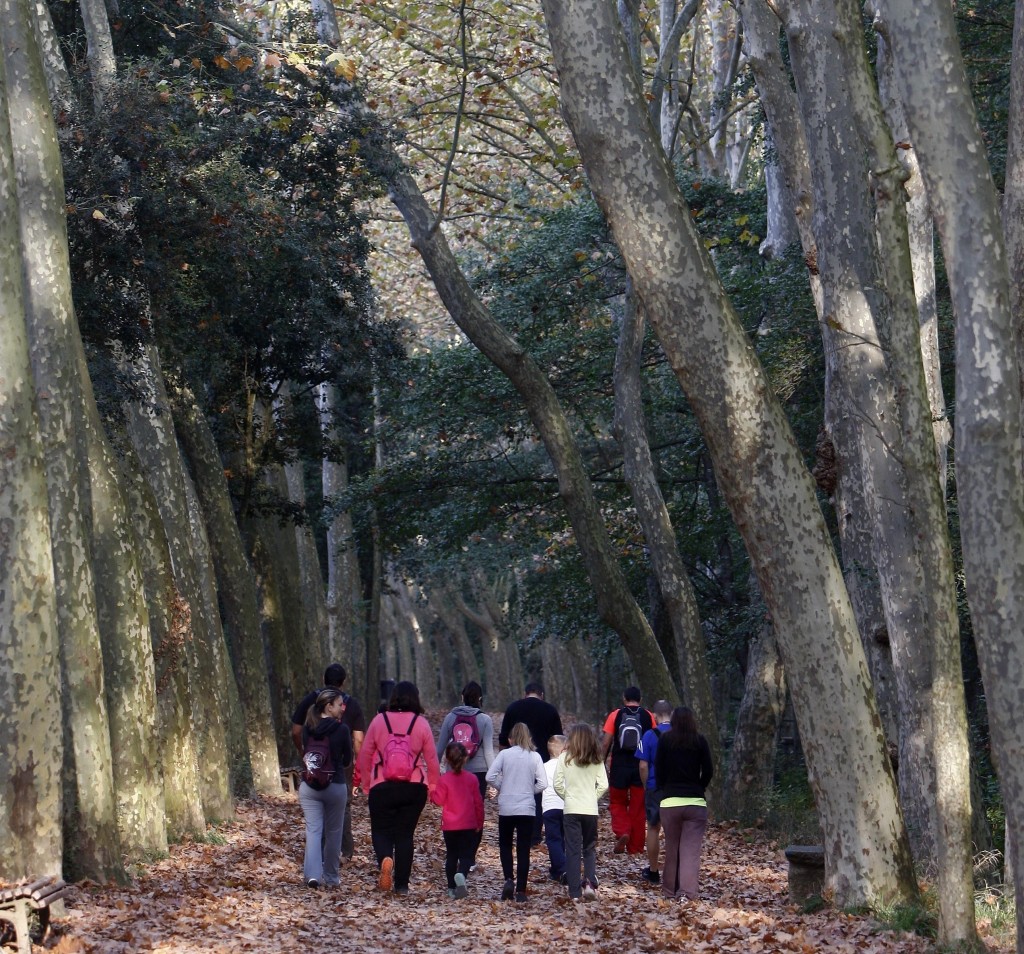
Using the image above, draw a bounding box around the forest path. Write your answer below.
[46,792,961,953]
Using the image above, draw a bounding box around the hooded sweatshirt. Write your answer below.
[436,705,496,774]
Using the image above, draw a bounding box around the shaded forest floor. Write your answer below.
[36,789,1011,953]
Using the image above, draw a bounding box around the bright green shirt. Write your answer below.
[660,796,706,808]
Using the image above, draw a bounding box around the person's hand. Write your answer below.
[487,786,498,800]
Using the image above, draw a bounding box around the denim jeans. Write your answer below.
[543,808,565,878]
[299,781,348,885]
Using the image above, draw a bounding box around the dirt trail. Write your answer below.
[39,791,967,953]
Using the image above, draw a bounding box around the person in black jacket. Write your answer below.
[653,706,713,902]
[499,683,563,845]
[299,689,353,889]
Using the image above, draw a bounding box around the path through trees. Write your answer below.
[43,791,996,953]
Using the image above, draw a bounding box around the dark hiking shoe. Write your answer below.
[642,866,661,884]
[454,873,468,899]
[500,879,514,901]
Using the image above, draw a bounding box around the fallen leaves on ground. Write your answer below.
[37,793,1006,953]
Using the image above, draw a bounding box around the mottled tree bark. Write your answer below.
[3,0,123,879]
[170,385,282,796]
[0,51,63,877]
[124,348,235,819]
[115,437,205,840]
[540,0,915,906]
[879,2,1024,948]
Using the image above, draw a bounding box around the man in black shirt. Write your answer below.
[499,682,563,845]
[292,664,366,859]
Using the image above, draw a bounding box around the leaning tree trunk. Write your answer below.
[539,0,916,907]
[123,347,235,820]
[81,368,165,860]
[0,60,63,878]
[357,148,678,703]
[431,586,483,689]
[170,384,282,796]
[879,3,1024,949]
[115,436,205,840]
[612,280,719,800]
[3,0,123,880]
[1005,0,1024,462]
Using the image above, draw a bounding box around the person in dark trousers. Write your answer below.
[357,681,440,896]
[298,689,353,889]
[499,682,563,846]
[292,664,366,859]
[654,706,714,901]
[601,686,654,855]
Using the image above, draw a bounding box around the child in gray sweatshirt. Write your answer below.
[485,722,547,902]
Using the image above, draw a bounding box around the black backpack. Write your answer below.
[616,707,645,752]
[303,727,336,790]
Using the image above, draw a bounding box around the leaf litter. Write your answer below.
[37,791,1009,953]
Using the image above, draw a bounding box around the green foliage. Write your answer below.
[58,0,403,522]
[974,886,1016,949]
[760,764,822,846]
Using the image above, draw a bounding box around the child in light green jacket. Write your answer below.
[553,723,609,901]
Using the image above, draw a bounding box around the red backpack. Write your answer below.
[450,711,481,760]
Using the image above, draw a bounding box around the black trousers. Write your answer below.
[367,781,428,890]
[443,829,477,888]
[498,814,534,891]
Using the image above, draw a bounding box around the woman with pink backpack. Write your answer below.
[357,681,440,896]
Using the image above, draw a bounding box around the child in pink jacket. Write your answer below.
[431,742,485,898]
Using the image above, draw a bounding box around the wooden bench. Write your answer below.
[0,876,69,954]
[281,766,303,793]
[783,844,825,904]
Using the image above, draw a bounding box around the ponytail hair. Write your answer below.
[445,742,468,773]
[305,688,343,730]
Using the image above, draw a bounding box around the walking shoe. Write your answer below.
[500,878,515,901]
[514,891,528,903]
[394,885,409,896]
[582,881,597,901]
[378,856,394,892]
[613,834,629,854]
[447,888,456,899]
[454,873,468,899]
[306,878,319,889]
[642,866,661,884]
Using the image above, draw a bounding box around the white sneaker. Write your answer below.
[582,882,597,901]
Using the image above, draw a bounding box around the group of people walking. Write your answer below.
[292,669,714,905]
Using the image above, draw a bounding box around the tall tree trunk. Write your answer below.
[181,465,252,798]
[539,0,916,906]
[319,383,360,668]
[169,384,282,796]
[879,3,1024,948]
[78,0,115,107]
[612,280,719,802]
[1005,0,1024,458]
[82,376,165,859]
[431,587,483,689]
[115,436,205,840]
[3,0,124,880]
[245,517,299,766]
[284,455,326,690]
[365,158,677,703]
[780,3,975,937]
[721,624,787,822]
[123,347,235,819]
[0,57,63,877]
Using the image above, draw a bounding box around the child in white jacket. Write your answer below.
[486,722,547,902]
[553,723,609,901]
